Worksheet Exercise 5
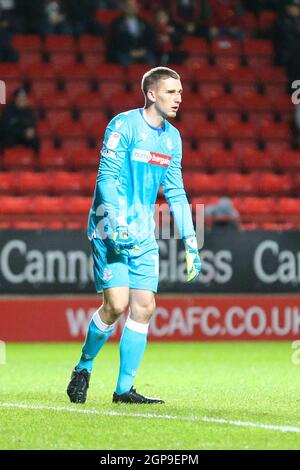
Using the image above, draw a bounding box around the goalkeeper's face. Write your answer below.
[152,77,183,119]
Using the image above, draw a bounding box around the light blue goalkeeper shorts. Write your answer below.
[90,237,159,293]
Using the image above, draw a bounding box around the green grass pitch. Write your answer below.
[0,341,300,450]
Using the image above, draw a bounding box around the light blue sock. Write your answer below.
[76,310,114,373]
[115,317,149,395]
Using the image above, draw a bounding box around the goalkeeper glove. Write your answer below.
[111,226,139,253]
[184,235,202,282]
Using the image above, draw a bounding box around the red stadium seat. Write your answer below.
[65,196,92,215]
[36,119,55,138]
[108,92,142,114]
[45,35,76,52]
[243,39,274,57]
[61,138,90,153]
[224,122,258,141]
[78,35,105,53]
[65,80,92,99]
[192,65,224,85]
[258,10,277,32]
[39,148,71,170]
[47,110,73,127]
[72,91,103,109]
[31,196,66,215]
[258,66,287,86]
[278,198,300,217]
[95,8,121,24]
[71,148,99,171]
[0,63,21,80]
[277,150,300,171]
[12,35,42,51]
[84,52,106,69]
[241,149,275,171]
[50,52,77,68]
[211,38,242,57]
[52,171,87,195]
[19,51,43,67]
[0,172,17,193]
[37,90,71,110]
[83,119,107,139]
[31,80,58,97]
[293,174,300,193]
[127,64,151,83]
[100,81,126,101]
[94,64,125,82]
[183,37,209,56]
[258,121,292,141]
[180,90,206,111]
[239,93,272,113]
[187,173,226,195]
[0,196,33,215]
[79,110,107,127]
[54,119,86,139]
[264,140,290,156]
[198,139,225,154]
[18,171,52,194]
[226,173,258,195]
[23,63,56,81]
[259,173,293,195]
[55,63,92,81]
[271,95,293,114]
[208,150,239,171]
[194,121,221,140]
[183,150,207,169]
[207,94,240,113]
[240,197,277,217]
[213,55,241,71]
[3,147,36,170]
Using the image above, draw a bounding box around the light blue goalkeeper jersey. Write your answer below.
[88,108,195,246]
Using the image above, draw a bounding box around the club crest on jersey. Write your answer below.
[115,119,123,129]
[166,137,173,150]
[132,149,171,167]
[107,132,121,149]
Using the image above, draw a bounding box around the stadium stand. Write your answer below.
[0,0,299,230]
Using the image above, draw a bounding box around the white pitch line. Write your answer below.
[1,402,300,435]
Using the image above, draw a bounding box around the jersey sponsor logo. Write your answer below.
[107,131,121,149]
[102,149,116,159]
[132,149,171,167]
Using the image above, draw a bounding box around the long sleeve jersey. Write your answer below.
[88,108,195,246]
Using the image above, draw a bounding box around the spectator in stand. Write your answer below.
[15,0,45,33]
[169,0,204,34]
[273,0,300,86]
[107,0,156,66]
[205,197,240,230]
[0,5,18,61]
[64,0,101,35]
[42,0,72,35]
[154,9,182,65]
[207,0,245,39]
[0,88,40,153]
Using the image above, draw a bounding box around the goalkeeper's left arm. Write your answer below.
[161,136,202,282]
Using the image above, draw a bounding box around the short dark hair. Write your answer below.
[141,67,180,107]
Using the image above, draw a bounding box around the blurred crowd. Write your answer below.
[1,1,299,73]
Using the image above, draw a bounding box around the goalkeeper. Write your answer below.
[67,67,202,405]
